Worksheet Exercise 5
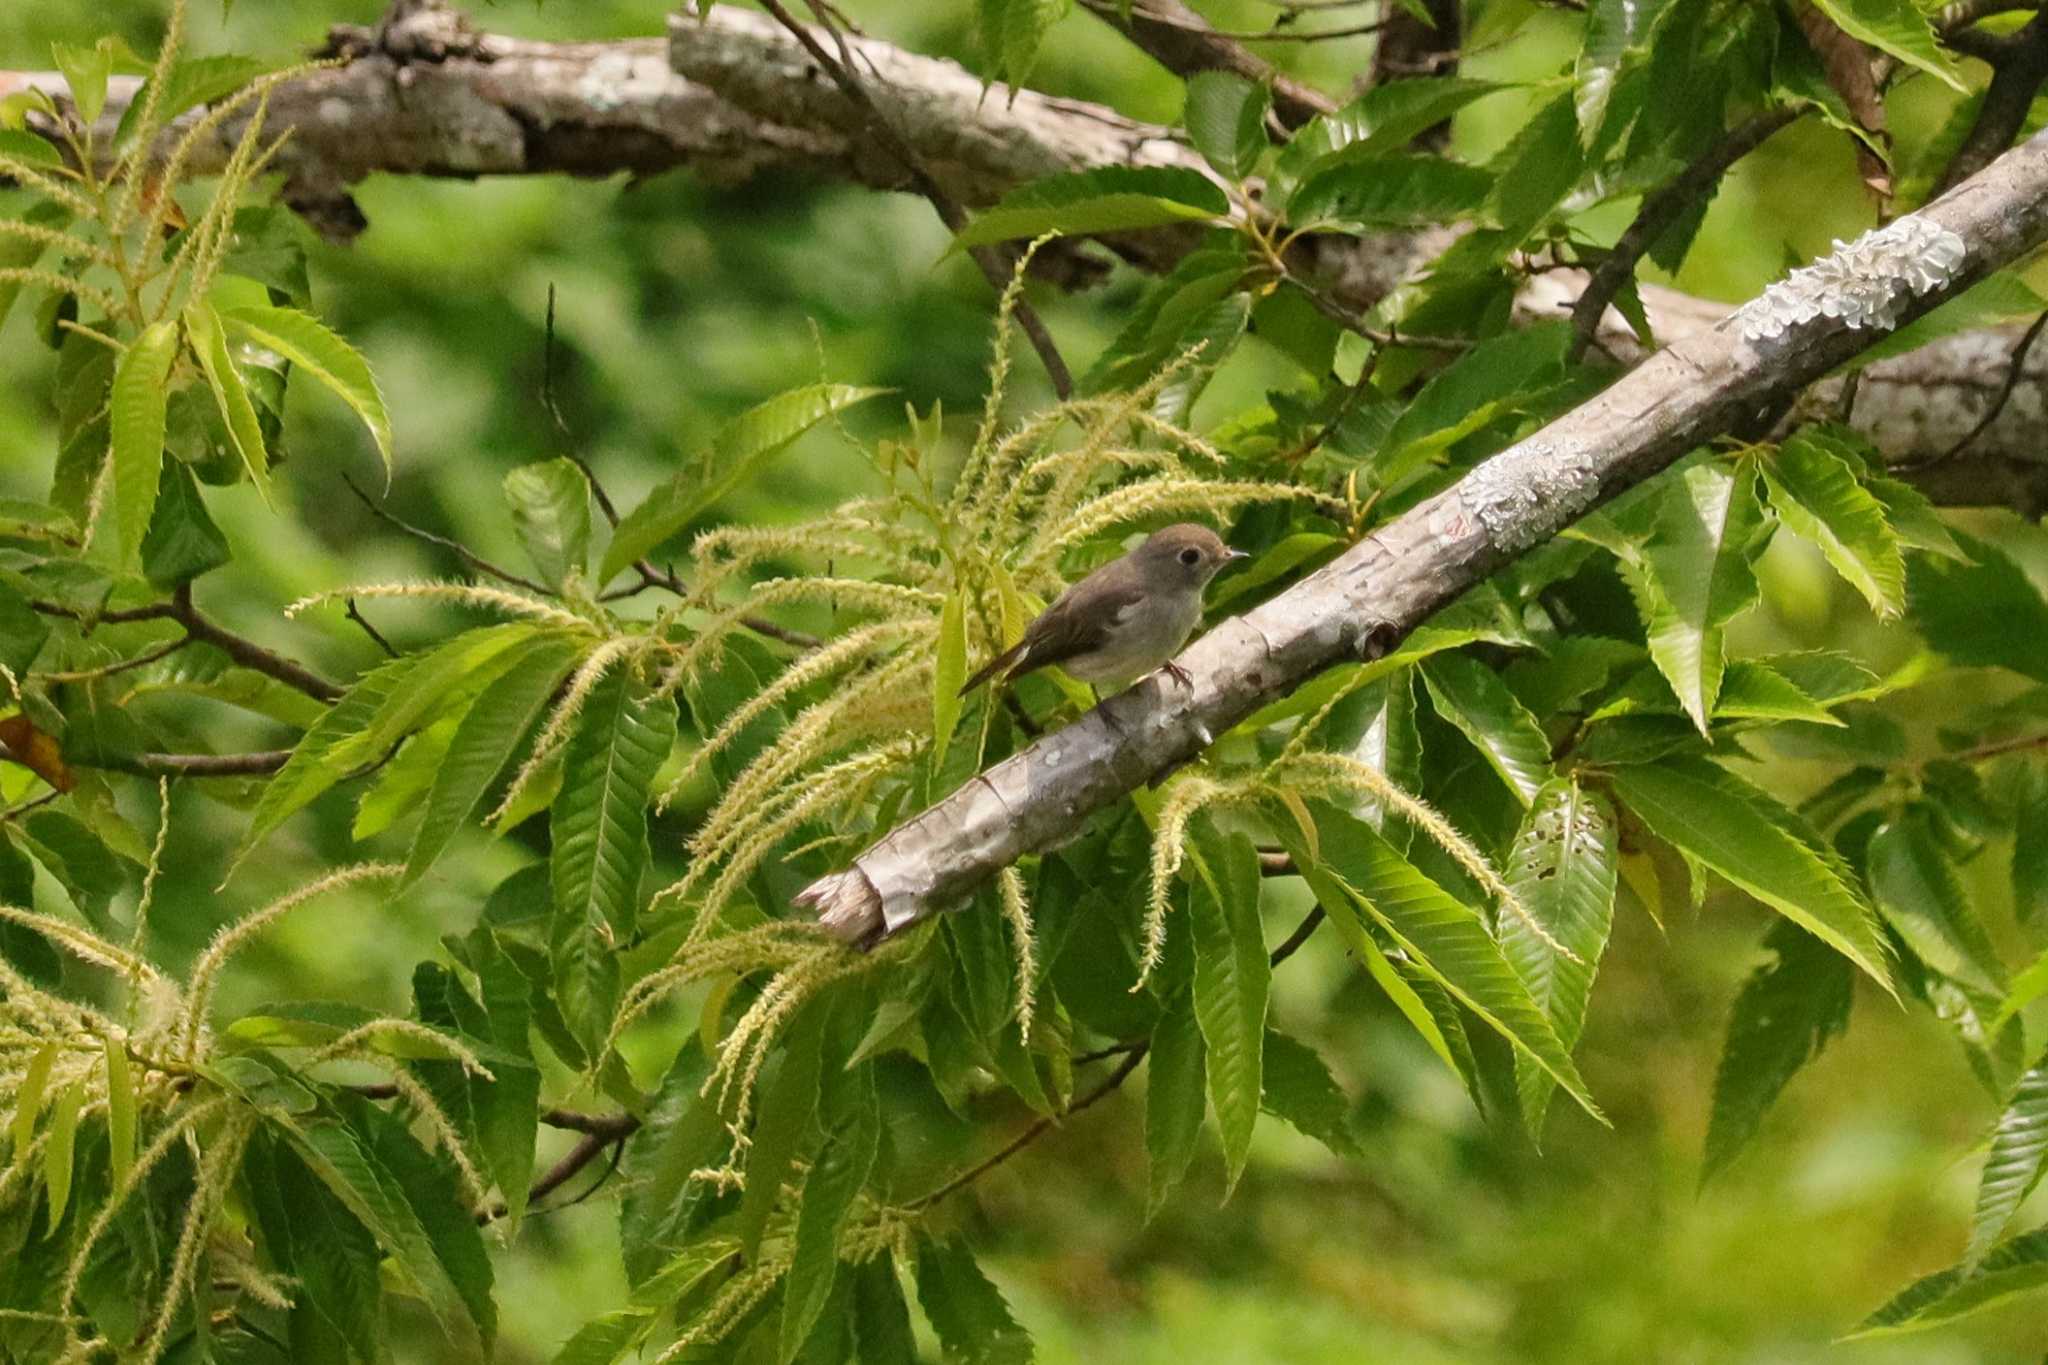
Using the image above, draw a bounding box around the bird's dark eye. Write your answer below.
[1179,547,1202,566]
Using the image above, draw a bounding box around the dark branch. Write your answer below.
[910,905,1325,1208]
[1077,0,1336,129]
[478,1131,612,1225]
[344,599,399,658]
[1568,107,1803,363]
[353,1081,642,1142]
[1372,0,1461,119]
[31,587,343,704]
[36,636,191,683]
[1939,10,2048,193]
[908,1044,1148,1210]
[340,472,554,597]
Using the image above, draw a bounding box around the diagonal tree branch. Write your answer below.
[1938,8,2048,194]
[799,128,2048,944]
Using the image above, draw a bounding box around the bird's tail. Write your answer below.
[958,639,1029,696]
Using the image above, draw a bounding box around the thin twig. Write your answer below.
[534,283,821,650]
[1141,13,1388,41]
[620,557,823,651]
[339,471,553,596]
[757,0,1073,398]
[1077,0,1337,129]
[344,598,398,657]
[35,635,190,683]
[1,790,62,822]
[357,1079,641,1226]
[910,906,1326,1207]
[541,282,623,528]
[547,1133,630,1213]
[1923,309,2048,465]
[1268,904,1325,963]
[478,1131,614,1225]
[1567,106,1803,364]
[33,588,343,704]
[353,1082,642,1141]
[168,584,344,703]
[1938,730,2048,765]
[908,1045,1148,1210]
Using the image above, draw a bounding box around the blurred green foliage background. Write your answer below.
[4,2,2045,1361]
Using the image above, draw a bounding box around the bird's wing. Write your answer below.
[958,569,1146,694]
[1003,577,1145,677]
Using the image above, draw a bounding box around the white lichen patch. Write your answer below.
[1462,439,1602,552]
[1736,215,1967,343]
[574,49,670,114]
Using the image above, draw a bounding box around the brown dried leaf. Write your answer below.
[0,712,75,793]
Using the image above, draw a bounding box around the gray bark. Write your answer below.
[799,128,2048,942]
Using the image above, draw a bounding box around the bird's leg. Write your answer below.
[1160,660,1193,689]
[1089,684,1103,707]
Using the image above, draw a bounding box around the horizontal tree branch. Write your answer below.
[798,128,2048,943]
[7,2,2046,505]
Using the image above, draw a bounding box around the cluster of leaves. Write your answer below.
[7,0,2048,1361]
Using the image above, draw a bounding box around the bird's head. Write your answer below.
[1135,523,1250,589]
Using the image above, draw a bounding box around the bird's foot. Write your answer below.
[1160,660,1193,690]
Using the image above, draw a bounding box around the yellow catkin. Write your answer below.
[675,744,912,938]
[606,925,821,1054]
[0,156,99,217]
[0,269,121,320]
[309,1020,492,1082]
[59,1095,230,1318]
[672,655,924,905]
[179,863,402,1060]
[0,219,115,267]
[141,65,311,255]
[136,1109,253,1365]
[0,905,158,982]
[287,580,595,631]
[1274,753,1579,963]
[1026,479,1326,571]
[1136,774,1229,990]
[998,866,1036,1044]
[958,405,1075,537]
[657,620,923,811]
[953,233,1055,517]
[990,443,1199,538]
[104,0,189,236]
[706,947,870,1136]
[386,1070,492,1208]
[653,1262,781,1362]
[171,99,290,307]
[1014,355,1213,539]
[129,779,172,960]
[488,635,640,825]
[665,577,942,687]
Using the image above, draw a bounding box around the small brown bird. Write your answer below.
[960,524,1248,697]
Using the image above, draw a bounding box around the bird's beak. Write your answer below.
[1226,548,1251,562]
